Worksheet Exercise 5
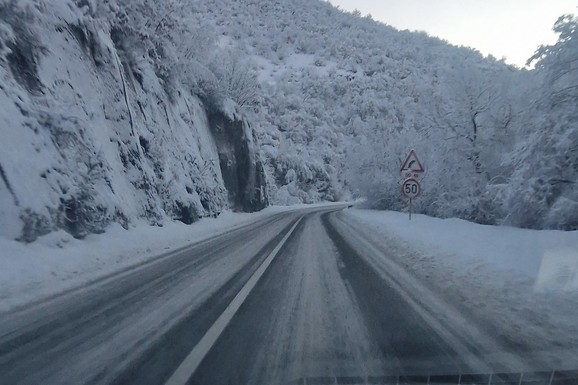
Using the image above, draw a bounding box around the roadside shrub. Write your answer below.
[18,209,53,243]
[58,188,109,239]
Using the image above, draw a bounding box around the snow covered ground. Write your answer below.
[0,204,338,313]
[4,204,577,368]
[344,209,578,369]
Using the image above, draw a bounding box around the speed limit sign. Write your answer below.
[402,178,421,198]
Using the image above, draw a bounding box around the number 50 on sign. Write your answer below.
[402,178,421,199]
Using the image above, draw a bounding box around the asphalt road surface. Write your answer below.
[0,206,534,385]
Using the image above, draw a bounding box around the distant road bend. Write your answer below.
[0,205,543,385]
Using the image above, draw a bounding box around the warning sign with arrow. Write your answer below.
[400,149,424,179]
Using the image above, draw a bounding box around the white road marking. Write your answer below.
[164,216,303,385]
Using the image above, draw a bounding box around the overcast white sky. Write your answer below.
[327,0,577,67]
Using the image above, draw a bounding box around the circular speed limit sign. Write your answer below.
[402,178,421,198]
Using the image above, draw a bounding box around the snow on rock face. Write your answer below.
[0,3,265,241]
[207,109,268,212]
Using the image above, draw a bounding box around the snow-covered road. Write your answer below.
[191,210,542,385]
[1,206,576,385]
[0,209,304,384]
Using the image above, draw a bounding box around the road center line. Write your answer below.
[164,215,303,385]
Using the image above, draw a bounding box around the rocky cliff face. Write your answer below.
[208,111,268,213]
[0,3,267,242]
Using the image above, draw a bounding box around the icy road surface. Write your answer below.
[0,206,572,384]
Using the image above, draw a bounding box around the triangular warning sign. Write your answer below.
[400,149,424,173]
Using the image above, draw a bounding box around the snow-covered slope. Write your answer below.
[193,0,577,230]
[0,1,267,241]
[1,0,576,242]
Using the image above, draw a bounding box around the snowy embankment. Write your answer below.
[0,1,267,243]
[344,209,578,368]
[0,205,332,314]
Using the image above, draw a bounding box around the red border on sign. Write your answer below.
[401,178,421,198]
[400,149,424,173]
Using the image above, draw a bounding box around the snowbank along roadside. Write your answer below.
[0,204,339,313]
[344,209,578,370]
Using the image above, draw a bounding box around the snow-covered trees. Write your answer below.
[503,14,578,229]
[254,0,577,229]
[206,53,261,109]
[189,0,575,229]
[2,0,576,238]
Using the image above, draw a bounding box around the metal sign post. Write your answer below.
[400,150,424,220]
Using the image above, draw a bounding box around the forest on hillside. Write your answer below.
[198,0,578,230]
[1,0,577,234]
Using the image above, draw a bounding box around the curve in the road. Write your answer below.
[186,210,479,385]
